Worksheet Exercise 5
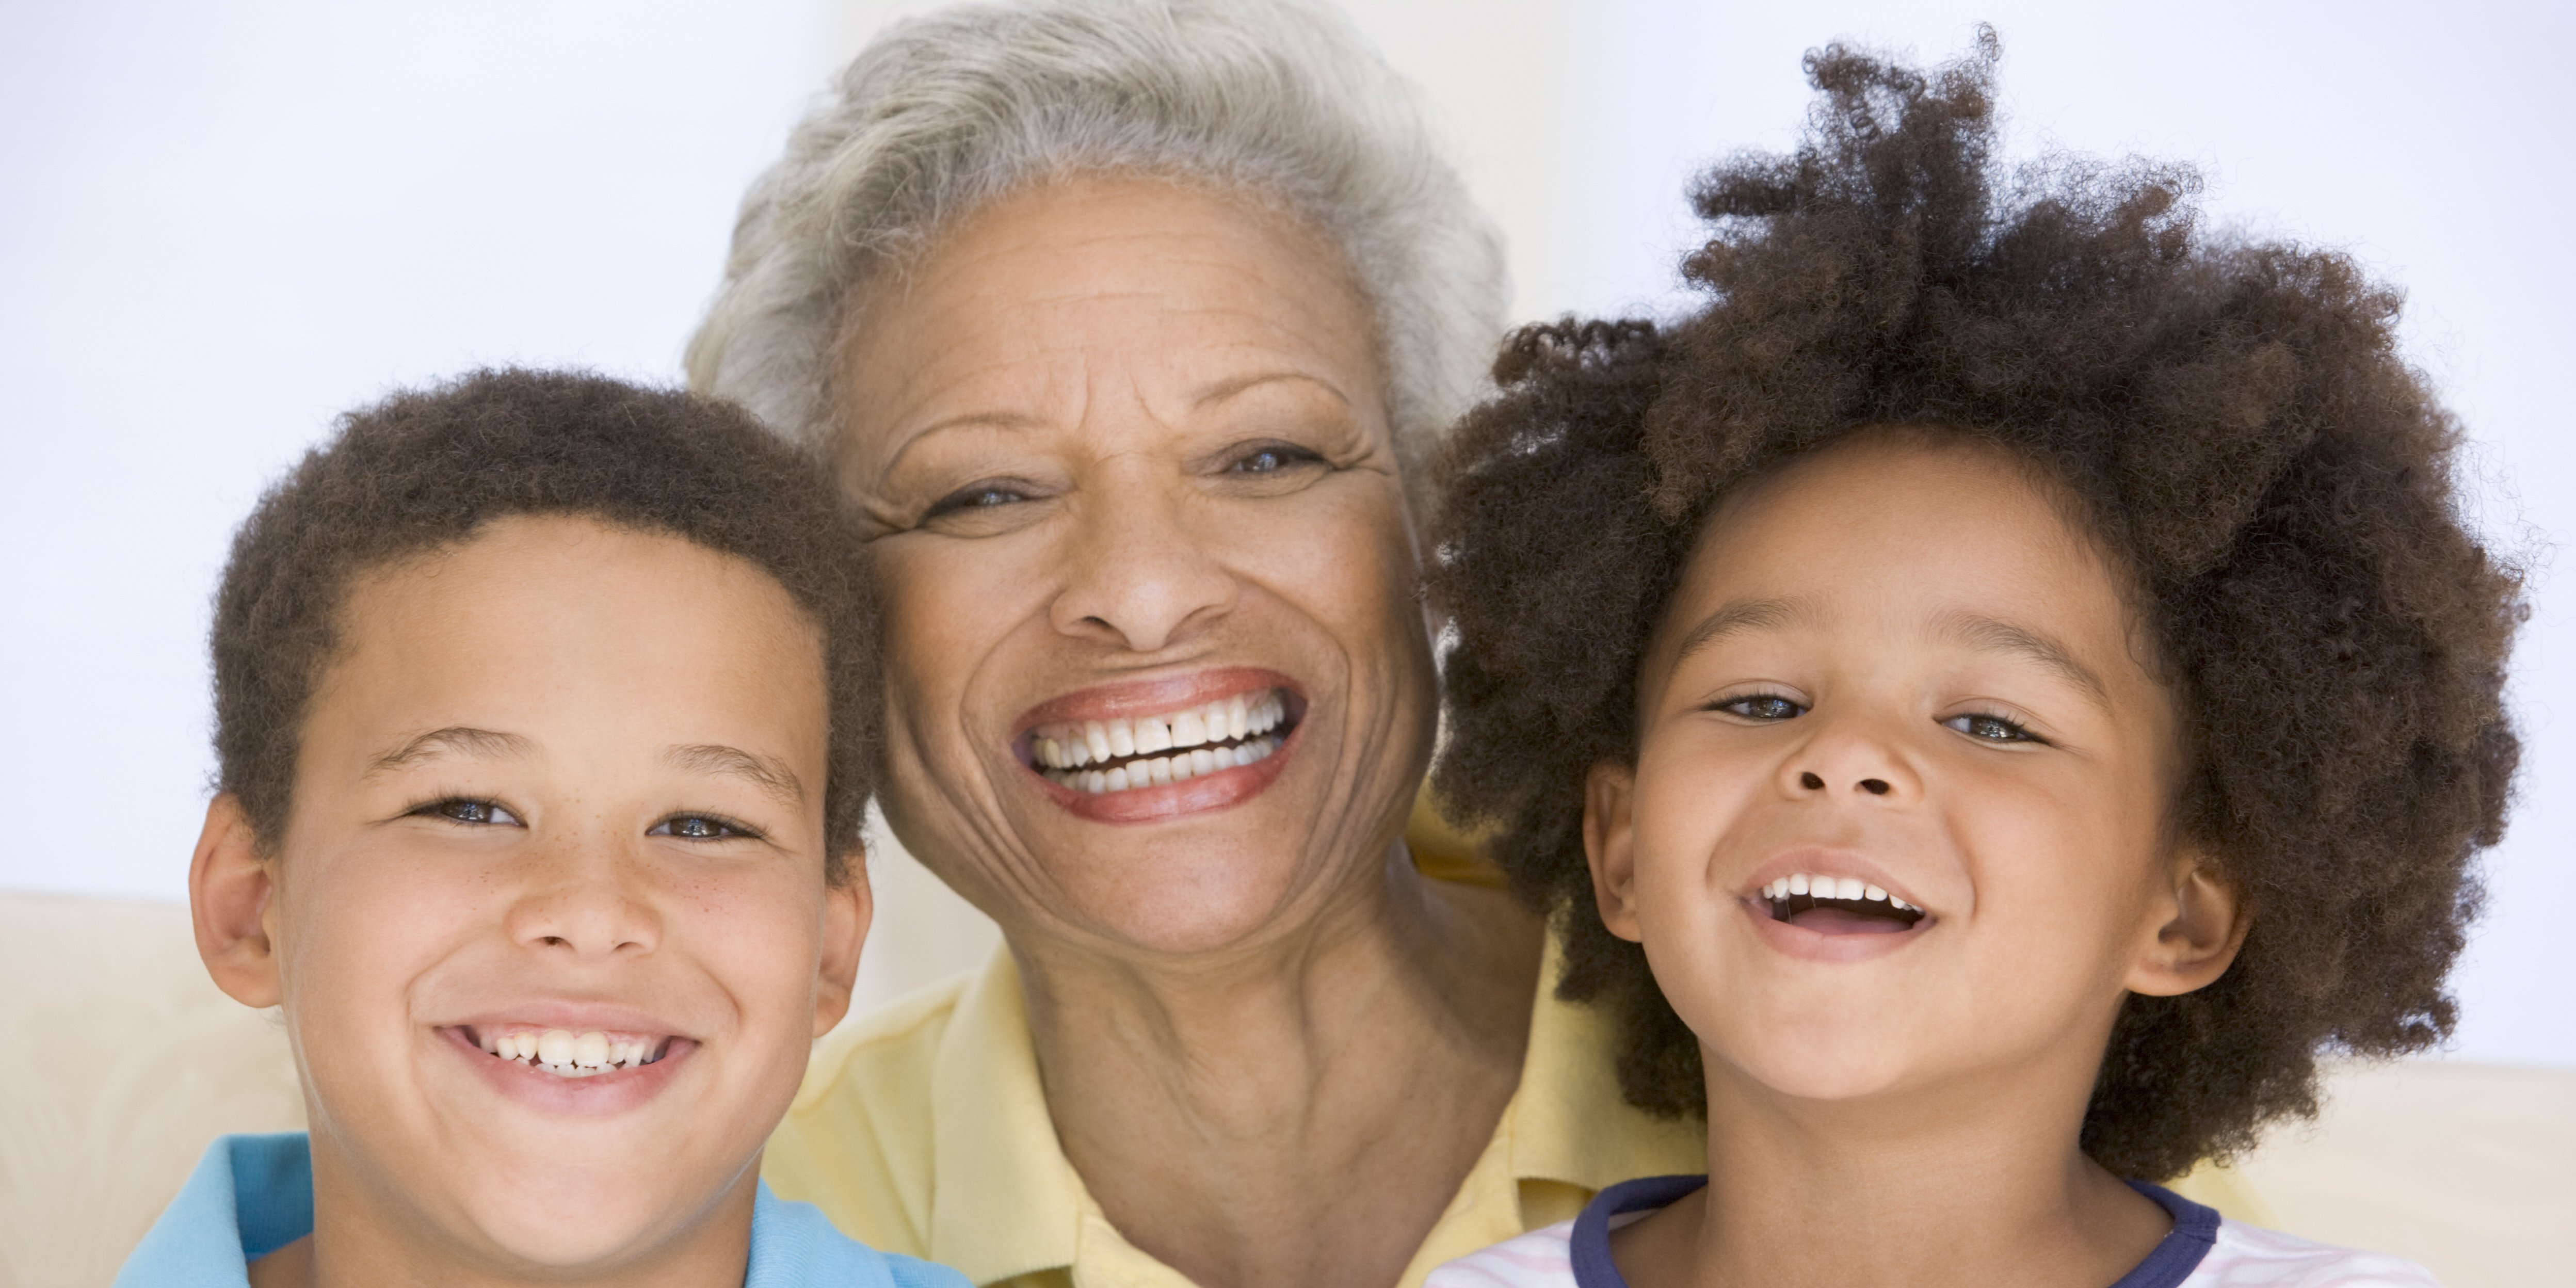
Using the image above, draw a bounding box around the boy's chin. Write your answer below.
[454,1164,755,1270]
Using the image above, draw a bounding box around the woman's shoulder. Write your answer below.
[1425,1220,1578,1288]
[2190,1219,2445,1287]
[762,972,981,1257]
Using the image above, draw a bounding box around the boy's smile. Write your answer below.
[1586,430,2239,1105]
[194,514,868,1280]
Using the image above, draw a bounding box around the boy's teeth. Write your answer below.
[476,1027,670,1077]
[1030,690,1292,793]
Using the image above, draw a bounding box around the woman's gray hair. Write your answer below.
[684,0,1506,500]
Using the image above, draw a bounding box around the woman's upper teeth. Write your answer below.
[475,1026,670,1077]
[1762,873,1921,914]
[1033,690,1286,770]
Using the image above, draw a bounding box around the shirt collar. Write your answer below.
[114,1132,313,1287]
[920,931,1704,1285]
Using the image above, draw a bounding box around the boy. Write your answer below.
[1425,34,2511,1288]
[121,371,967,1288]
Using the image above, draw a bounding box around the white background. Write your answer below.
[3,0,2566,1066]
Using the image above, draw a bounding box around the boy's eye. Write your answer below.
[1715,693,1808,721]
[649,814,755,841]
[1943,712,2036,743]
[415,798,522,827]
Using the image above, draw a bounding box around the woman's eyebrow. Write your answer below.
[1670,595,1819,668]
[1192,369,1350,411]
[663,744,807,808]
[1936,610,2110,709]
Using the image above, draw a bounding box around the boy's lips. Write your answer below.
[1011,667,1307,823]
[436,1006,701,1116]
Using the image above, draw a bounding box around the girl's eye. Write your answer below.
[649,814,753,841]
[923,482,1031,519]
[1943,712,2036,743]
[415,798,521,827]
[1716,693,1807,721]
[1230,443,1323,475]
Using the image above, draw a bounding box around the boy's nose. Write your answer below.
[504,844,661,957]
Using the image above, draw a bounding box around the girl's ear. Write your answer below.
[812,846,874,1039]
[2123,843,2250,997]
[1584,763,1645,943]
[190,793,284,1008]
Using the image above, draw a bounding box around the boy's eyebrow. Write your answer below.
[366,726,533,776]
[1936,610,2110,709]
[1670,595,1820,667]
[664,744,807,808]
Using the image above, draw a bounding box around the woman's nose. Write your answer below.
[503,843,661,958]
[1048,487,1239,654]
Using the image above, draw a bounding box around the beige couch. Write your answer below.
[4,888,2568,1288]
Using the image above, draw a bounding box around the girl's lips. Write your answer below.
[439,1024,698,1117]
[1739,893,1931,963]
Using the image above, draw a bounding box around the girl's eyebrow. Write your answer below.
[1670,595,1819,668]
[1935,610,2110,709]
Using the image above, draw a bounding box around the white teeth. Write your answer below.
[1762,874,1923,916]
[481,1027,666,1076]
[574,1030,610,1069]
[1135,718,1173,753]
[537,1029,575,1066]
[1083,722,1112,763]
[1188,748,1215,777]
[1227,695,1249,740]
[1147,756,1173,785]
[1030,690,1292,794]
[1172,710,1208,748]
[1105,766,1131,792]
[1210,745,1238,770]
[1107,721,1137,758]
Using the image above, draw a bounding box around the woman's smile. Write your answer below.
[1011,667,1309,823]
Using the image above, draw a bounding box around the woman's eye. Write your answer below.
[1229,444,1323,475]
[1943,712,2036,743]
[923,482,1031,519]
[415,798,521,827]
[1716,693,1807,721]
[650,815,752,841]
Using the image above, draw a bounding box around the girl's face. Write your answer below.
[1585,432,2244,1108]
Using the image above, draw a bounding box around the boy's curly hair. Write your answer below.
[213,368,879,882]
[1427,33,2521,1180]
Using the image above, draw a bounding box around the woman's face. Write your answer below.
[835,175,1436,956]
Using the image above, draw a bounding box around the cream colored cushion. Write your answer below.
[2,888,2566,1288]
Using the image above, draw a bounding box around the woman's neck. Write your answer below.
[1016,840,1543,1288]
[1615,1054,2171,1288]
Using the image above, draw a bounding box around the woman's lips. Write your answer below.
[1012,669,1306,823]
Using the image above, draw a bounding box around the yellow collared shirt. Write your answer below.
[761,933,2271,1288]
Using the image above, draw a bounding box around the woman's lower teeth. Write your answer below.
[1042,734,1282,793]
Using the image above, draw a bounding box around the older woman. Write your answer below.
[684,2,1699,1286]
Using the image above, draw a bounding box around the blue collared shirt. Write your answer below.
[117,1133,971,1288]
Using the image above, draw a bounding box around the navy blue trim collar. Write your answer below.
[1565,1176,2219,1288]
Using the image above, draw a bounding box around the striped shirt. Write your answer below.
[1427,1176,2440,1288]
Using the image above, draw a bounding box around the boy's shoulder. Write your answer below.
[2191,1219,2444,1287]
[748,1183,969,1288]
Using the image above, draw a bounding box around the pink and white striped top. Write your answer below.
[1426,1177,2442,1288]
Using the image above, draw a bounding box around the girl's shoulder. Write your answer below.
[2188,1219,2444,1287]
[1425,1219,1578,1288]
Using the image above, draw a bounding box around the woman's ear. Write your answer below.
[813,846,875,1038]
[1583,763,1645,944]
[190,793,283,1009]
[2123,843,2250,997]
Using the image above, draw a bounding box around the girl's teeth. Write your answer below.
[1760,873,1924,914]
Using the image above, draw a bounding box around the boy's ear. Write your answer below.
[812,846,874,1039]
[190,793,283,1009]
[2123,842,2250,997]
[1583,762,1645,944]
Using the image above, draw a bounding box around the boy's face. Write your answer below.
[193,515,867,1273]
[1587,433,2242,1107]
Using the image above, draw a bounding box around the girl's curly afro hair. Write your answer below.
[1427,31,2522,1181]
